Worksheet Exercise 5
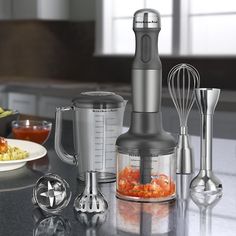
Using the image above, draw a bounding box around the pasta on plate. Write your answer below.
[0,137,29,161]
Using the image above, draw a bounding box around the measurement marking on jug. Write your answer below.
[93,109,122,172]
[106,129,116,132]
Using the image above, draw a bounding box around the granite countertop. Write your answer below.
[0,108,235,235]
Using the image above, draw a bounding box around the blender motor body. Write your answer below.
[116,9,176,202]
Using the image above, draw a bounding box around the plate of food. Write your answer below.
[0,137,47,171]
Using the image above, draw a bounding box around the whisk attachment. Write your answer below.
[74,171,108,213]
[168,63,200,174]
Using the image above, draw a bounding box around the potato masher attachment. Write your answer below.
[168,63,200,174]
[74,171,108,213]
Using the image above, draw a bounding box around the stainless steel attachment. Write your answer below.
[190,88,223,195]
[74,171,108,213]
[32,173,72,214]
[168,63,200,174]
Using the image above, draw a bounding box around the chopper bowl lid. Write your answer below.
[72,91,125,109]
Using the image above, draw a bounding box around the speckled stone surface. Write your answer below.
[0,107,236,235]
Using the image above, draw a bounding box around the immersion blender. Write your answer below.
[116,9,176,202]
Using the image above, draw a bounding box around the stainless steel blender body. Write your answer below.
[116,9,176,202]
[55,91,126,183]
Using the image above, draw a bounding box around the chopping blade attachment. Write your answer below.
[32,173,72,214]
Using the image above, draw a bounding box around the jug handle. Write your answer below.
[55,106,78,166]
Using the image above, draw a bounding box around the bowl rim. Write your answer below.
[11,119,52,128]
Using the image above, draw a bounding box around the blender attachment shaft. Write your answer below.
[190,88,222,195]
[168,64,200,174]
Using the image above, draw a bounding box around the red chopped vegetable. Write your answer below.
[117,167,175,198]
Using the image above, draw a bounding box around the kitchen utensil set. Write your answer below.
[32,9,222,223]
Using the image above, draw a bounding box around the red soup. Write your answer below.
[12,127,50,144]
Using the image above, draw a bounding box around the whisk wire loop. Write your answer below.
[168,63,200,130]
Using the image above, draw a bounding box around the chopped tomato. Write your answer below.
[117,167,175,198]
[0,137,8,153]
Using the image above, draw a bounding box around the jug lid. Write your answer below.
[72,91,125,109]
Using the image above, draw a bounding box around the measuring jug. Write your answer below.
[55,91,126,183]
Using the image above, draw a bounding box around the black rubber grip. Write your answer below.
[133,28,162,70]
